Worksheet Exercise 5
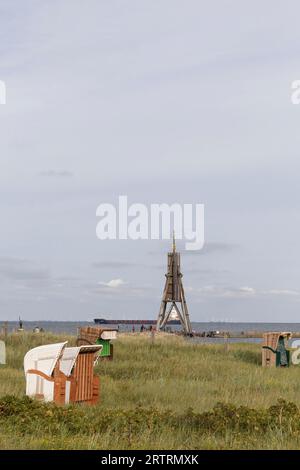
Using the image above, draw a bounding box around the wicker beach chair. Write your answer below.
[262,332,292,367]
[76,326,117,360]
[24,341,102,404]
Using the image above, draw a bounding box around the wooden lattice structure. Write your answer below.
[156,232,192,335]
[24,342,102,405]
[262,332,292,367]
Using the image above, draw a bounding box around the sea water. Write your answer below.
[1,321,300,344]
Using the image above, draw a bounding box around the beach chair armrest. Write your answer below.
[26,369,55,381]
[262,346,277,354]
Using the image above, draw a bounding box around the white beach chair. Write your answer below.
[24,342,68,403]
[0,340,6,365]
[24,342,102,404]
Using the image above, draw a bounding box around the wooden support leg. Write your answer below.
[157,300,167,330]
[54,376,67,405]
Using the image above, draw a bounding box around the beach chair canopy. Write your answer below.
[77,326,117,344]
[262,332,292,350]
[100,330,117,340]
[60,345,102,377]
[24,341,67,376]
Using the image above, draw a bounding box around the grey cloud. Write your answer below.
[38,170,73,177]
[150,264,227,275]
[92,261,168,270]
[185,268,230,274]
[148,242,237,257]
[0,257,50,281]
[188,285,300,299]
[88,282,152,299]
[184,243,238,255]
[92,261,138,269]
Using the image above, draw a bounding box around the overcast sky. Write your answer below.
[1,0,300,322]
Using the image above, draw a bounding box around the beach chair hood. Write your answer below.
[24,341,67,376]
[100,330,117,340]
[60,345,103,376]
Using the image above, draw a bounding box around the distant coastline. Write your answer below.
[2,320,300,335]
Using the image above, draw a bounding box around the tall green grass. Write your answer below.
[0,332,300,449]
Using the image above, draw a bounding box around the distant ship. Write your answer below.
[94,318,181,325]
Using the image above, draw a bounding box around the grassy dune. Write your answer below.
[0,331,300,449]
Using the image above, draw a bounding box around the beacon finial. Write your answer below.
[172,230,176,253]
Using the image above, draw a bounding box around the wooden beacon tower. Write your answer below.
[156,232,192,335]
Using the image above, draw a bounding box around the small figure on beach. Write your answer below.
[18,316,24,332]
